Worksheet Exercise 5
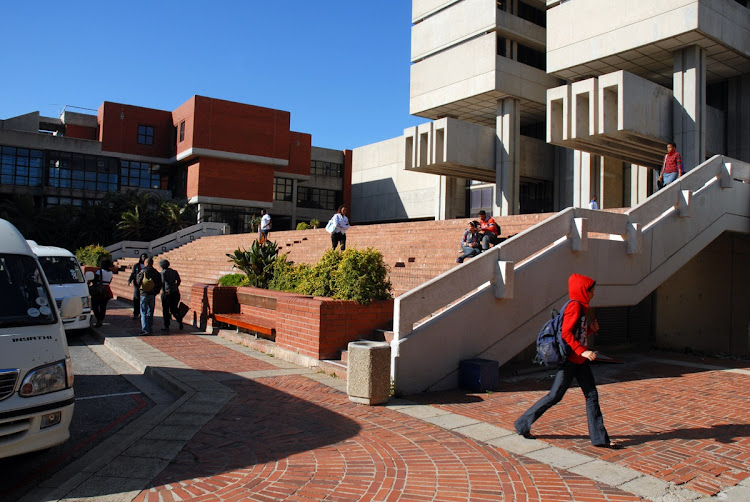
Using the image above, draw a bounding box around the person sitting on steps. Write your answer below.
[457,221,482,264]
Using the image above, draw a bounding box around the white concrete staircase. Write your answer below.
[392,155,750,395]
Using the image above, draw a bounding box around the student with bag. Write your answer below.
[159,259,183,331]
[514,273,622,449]
[127,253,148,319]
[326,205,350,250]
[136,257,162,335]
[90,258,114,327]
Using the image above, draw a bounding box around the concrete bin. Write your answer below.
[346,341,391,405]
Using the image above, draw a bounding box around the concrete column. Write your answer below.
[673,45,706,172]
[573,150,595,208]
[291,179,298,227]
[628,164,650,206]
[495,98,520,215]
[196,203,205,223]
[601,157,623,208]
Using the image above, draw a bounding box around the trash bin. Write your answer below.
[347,340,391,405]
[459,358,499,392]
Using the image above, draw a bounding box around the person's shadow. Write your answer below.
[534,423,750,446]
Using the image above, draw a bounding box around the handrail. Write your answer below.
[391,155,750,394]
[106,222,229,260]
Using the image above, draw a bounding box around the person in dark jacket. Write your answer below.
[127,253,148,319]
[159,259,183,331]
[135,257,162,335]
[514,273,622,449]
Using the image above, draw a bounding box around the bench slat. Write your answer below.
[214,313,276,336]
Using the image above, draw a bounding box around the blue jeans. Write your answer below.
[514,361,610,446]
[140,294,156,333]
[662,171,678,186]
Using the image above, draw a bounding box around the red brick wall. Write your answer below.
[98,102,174,158]
[173,97,196,157]
[186,158,275,202]
[277,131,311,177]
[343,150,353,214]
[64,124,97,140]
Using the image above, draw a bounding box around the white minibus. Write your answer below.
[0,219,79,458]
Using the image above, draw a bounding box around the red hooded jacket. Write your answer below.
[561,273,597,364]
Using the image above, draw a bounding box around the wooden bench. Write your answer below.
[214,313,276,338]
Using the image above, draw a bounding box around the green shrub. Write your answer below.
[75,245,112,267]
[268,256,308,292]
[296,249,342,297]
[218,273,250,287]
[332,248,392,304]
[296,222,311,231]
[226,240,279,288]
[310,218,320,229]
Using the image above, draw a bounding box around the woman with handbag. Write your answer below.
[90,258,114,327]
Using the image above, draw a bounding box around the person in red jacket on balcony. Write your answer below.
[477,210,501,250]
[514,273,622,449]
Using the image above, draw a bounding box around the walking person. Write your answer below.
[136,257,162,335]
[159,259,183,331]
[90,257,113,327]
[514,273,622,449]
[658,141,684,188]
[127,253,148,319]
[589,195,599,210]
[259,209,271,242]
[329,205,350,250]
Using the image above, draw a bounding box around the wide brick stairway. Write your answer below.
[108,213,556,311]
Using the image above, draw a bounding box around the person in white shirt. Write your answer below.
[91,258,114,327]
[589,196,599,210]
[330,205,350,250]
[259,209,272,241]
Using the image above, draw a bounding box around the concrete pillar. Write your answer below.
[573,150,596,208]
[673,45,706,172]
[602,157,623,208]
[435,175,458,220]
[495,98,520,215]
[628,164,650,206]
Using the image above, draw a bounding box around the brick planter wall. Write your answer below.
[192,283,239,330]
[210,286,394,360]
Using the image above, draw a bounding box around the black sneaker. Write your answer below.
[139,331,149,336]
[178,321,184,330]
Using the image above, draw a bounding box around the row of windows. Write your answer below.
[274,178,341,210]
[1,146,44,187]
[497,36,545,71]
[121,160,161,189]
[311,160,343,178]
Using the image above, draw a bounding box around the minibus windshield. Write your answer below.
[0,254,57,327]
[38,256,84,285]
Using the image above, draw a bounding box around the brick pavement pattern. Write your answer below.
[416,359,750,497]
[132,341,641,501]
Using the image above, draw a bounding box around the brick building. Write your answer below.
[0,95,352,233]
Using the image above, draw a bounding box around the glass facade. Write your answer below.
[47,151,119,192]
[310,160,343,178]
[297,186,339,210]
[1,146,43,187]
[120,160,160,189]
[274,177,293,201]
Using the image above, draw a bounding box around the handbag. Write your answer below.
[177,302,190,319]
[325,216,337,233]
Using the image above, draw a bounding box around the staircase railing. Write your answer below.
[106,222,229,260]
[391,155,750,395]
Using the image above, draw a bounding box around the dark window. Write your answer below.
[120,160,160,189]
[519,178,553,214]
[179,121,185,142]
[520,122,545,140]
[47,151,118,192]
[497,36,507,58]
[137,125,154,145]
[517,43,545,71]
[297,186,340,210]
[469,187,494,216]
[274,178,293,201]
[517,1,546,27]
[1,146,43,187]
[310,160,343,177]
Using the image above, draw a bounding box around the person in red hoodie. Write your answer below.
[514,273,622,449]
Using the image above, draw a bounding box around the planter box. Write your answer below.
[209,285,394,360]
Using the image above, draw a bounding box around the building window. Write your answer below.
[517,1,545,27]
[274,177,293,201]
[46,196,85,207]
[179,121,185,142]
[137,125,154,145]
[497,36,508,58]
[120,160,160,189]
[297,186,340,210]
[469,186,493,216]
[517,43,545,71]
[46,151,118,192]
[310,160,343,178]
[1,146,43,187]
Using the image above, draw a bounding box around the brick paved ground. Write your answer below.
[83,303,750,501]
[413,357,750,497]
[126,333,640,501]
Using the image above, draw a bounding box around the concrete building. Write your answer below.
[0,96,352,233]
[352,0,750,221]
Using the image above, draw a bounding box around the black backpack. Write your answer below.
[534,300,582,366]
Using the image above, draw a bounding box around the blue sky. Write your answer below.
[0,1,425,150]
